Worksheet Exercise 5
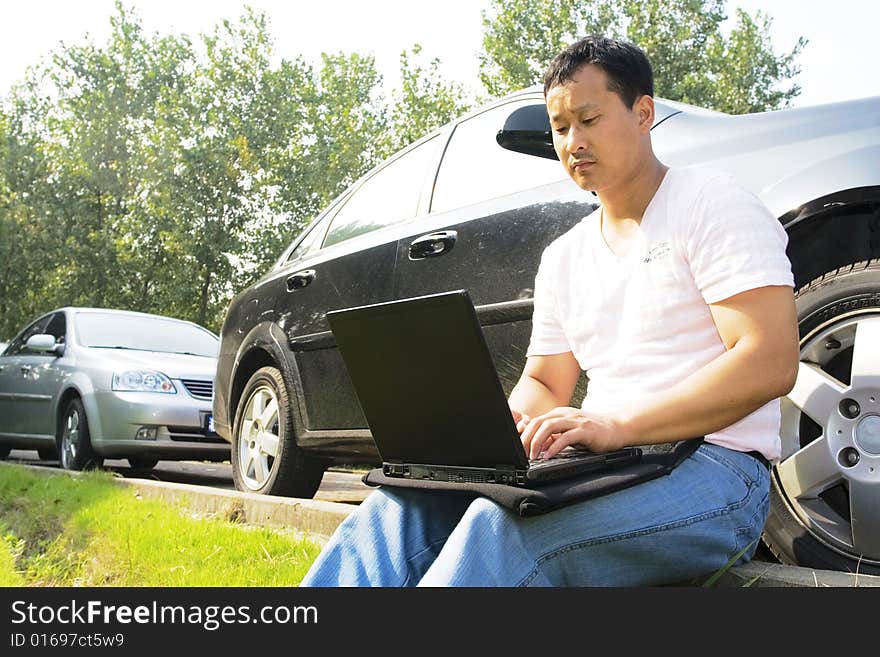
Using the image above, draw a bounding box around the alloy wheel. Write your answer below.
[237,385,281,491]
[61,408,80,470]
[779,311,880,565]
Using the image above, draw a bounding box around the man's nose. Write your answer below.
[564,124,589,154]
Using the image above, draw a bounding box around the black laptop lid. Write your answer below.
[326,290,530,470]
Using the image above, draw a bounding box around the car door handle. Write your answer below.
[20,365,31,375]
[408,231,458,260]
[287,269,316,291]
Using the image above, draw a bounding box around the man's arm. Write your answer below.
[520,284,799,458]
[507,351,581,430]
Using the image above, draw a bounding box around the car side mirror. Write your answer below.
[495,104,558,160]
[26,333,63,355]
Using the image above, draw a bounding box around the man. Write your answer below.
[301,35,798,587]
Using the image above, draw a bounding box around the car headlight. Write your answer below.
[112,370,177,394]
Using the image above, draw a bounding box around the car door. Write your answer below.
[276,133,446,434]
[18,311,69,439]
[0,313,51,437]
[394,98,596,395]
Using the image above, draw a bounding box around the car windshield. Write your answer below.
[75,313,219,357]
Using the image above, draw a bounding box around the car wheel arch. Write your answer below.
[783,186,880,288]
[55,387,85,448]
[231,324,308,447]
[230,347,276,425]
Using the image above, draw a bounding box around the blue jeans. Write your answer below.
[300,444,770,587]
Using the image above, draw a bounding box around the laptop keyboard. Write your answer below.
[528,449,595,466]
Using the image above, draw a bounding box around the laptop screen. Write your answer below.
[326,290,530,470]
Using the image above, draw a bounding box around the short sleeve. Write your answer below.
[526,247,572,356]
[684,174,795,304]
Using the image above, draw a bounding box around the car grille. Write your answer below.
[181,378,213,400]
[167,426,226,443]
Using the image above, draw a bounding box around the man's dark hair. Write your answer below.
[543,35,653,108]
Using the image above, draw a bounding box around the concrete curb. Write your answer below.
[15,464,880,586]
[712,559,880,587]
[118,476,356,542]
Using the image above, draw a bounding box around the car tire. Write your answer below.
[231,365,326,498]
[0,446,9,460]
[127,458,159,471]
[58,398,103,471]
[764,259,880,574]
[37,448,58,461]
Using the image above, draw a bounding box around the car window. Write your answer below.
[4,315,51,356]
[322,135,441,249]
[430,100,567,214]
[45,312,67,345]
[285,210,336,264]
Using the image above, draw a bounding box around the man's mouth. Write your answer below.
[572,160,596,171]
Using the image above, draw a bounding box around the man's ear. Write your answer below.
[635,95,654,132]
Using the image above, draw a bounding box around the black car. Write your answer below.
[215,86,880,574]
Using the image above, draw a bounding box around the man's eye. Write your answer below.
[582,117,597,125]
[554,127,568,134]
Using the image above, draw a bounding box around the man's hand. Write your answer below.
[511,408,531,435]
[519,406,626,459]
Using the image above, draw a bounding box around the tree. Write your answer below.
[479,0,806,113]
[386,44,473,154]
[0,3,478,335]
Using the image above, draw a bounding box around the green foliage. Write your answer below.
[0,1,467,336]
[479,0,806,113]
[479,0,617,98]
[386,44,473,153]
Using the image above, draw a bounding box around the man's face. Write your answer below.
[545,64,652,193]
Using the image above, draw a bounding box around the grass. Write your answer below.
[0,463,770,588]
[700,539,758,587]
[0,463,322,587]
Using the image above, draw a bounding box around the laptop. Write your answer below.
[325,289,641,487]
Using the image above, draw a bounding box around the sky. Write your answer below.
[0,0,877,109]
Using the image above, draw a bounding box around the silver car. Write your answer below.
[0,307,229,470]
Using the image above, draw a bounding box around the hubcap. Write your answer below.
[237,386,280,490]
[61,409,80,468]
[780,312,880,563]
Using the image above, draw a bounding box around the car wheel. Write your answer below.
[58,398,103,471]
[0,446,9,460]
[231,365,326,497]
[764,260,880,574]
[37,448,58,461]
[127,458,159,471]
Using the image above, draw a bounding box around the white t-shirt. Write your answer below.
[526,166,795,460]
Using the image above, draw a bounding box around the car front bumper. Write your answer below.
[86,389,229,460]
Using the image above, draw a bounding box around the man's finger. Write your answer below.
[520,409,568,447]
[520,415,542,451]
[542,432,578,459]
[522,415,554,454]
[529,418,576,459]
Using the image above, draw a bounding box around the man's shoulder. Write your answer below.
[667,165,740,198]
[663,165,756,228]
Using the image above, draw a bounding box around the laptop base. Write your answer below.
[384,447,642,488]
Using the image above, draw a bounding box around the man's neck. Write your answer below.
[596,158,668,224]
